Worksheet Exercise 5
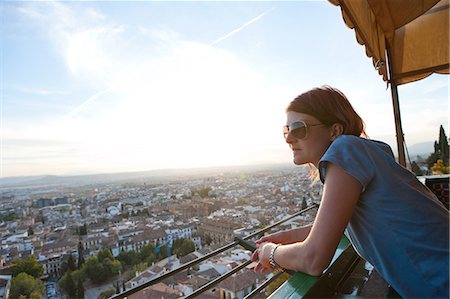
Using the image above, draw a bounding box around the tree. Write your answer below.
[133,262,148,274]
[301,197,307,209]
[172,238,195,258]
[99,288,115,299]
[11,256,44,278]
[411,161,423,176]
[29,291,41,299]
[0,212,18,222]
[70,269,86,284]
[76,278,85,299]
[83,254,121,284]
[427,125,449,168]
[97,248,113,263]
[83,256,107,283]
[139,244,156,264]
[439,125,449,166]
[78,241,85,268]
[118,250,140,266]
[60,270,76,297]
[67,254,77,271]
[9,272,44,299]
[78,224,87,236]
[39,210,45,224]
[431,159,450,174]
[203,235,212,246]
[114,281,120,294]
[27,226,34,236]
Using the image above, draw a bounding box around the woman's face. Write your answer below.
[285,111,334,167]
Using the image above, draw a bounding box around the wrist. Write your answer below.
[269,244,283,271]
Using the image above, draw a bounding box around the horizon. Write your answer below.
[2,1,449,178]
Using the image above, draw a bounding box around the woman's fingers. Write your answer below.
[253,262,274,274]
[255,237,267,245]
[251,249,258,261]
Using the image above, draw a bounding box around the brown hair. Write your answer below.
[286,86,367,182]
[286,85,366,137]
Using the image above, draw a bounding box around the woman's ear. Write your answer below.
[330,123,344,141]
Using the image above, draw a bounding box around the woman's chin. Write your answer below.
[293,158,305,165]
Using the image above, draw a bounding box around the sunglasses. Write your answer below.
[283,121,324,139]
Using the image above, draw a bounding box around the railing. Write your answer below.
[111,203,319,299]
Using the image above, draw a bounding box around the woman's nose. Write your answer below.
[285,133,296,144]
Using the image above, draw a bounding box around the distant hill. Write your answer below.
[0,163,298,189]
[408,141,433,157]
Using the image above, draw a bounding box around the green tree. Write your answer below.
[172,238,195,258]
[78,224,87,235]
[78,241,85,268]
[133,262,148,273]
[139,244,156,264]
[118,250,140,266]
[68,254,77,271]
[427,125,449,167]
[114,281,120,294]
[97,248,113,262]
[203,235,212,246]
[29,290,41,299]
[438,125,449,166]
[411,161,423,176]
[27,226,34,236]
[9,272,44,299]
[62,270,77,297]
[71,269,85,284]
[83,256,106,283]
[426,151,440,167]
[301,197,307,210]
[99,288,115,299]
[39,210,45,224]
[83,255,121,284]
[0,212,18,222]
[76,278,85,299]
[11,256,44,278]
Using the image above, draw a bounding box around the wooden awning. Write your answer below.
[330,0,449,85]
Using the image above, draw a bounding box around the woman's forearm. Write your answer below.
[284,225,312,244]
[273,241,326,276]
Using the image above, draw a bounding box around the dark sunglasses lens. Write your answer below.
[291,127,306,139]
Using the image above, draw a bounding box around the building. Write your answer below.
[199,218,238,245]
[0,275,11,299]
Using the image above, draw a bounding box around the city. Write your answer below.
[0,164,322,298]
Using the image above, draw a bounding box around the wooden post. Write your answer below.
[386,46,407,167]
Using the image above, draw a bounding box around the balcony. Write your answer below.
[108,203,395,299]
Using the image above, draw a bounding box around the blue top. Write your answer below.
[318,135,449,298]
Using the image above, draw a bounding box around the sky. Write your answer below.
[1,1,449,178]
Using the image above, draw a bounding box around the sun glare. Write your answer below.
[57,36,289,175]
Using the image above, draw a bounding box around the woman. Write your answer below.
[251,86,449,298]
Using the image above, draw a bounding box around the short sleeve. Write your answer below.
[319,135,375,191]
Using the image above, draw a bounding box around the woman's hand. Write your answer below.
[255,231,288,246]
[256,226,312,246]
[251,242,278,273]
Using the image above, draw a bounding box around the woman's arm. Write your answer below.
[255,225,312,245]
[253,163,362,275]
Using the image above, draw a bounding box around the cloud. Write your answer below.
[13,86,69,96]
[5,2,289,177]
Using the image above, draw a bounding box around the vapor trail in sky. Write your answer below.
[210,7,275,46]
[66,88,111,118]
